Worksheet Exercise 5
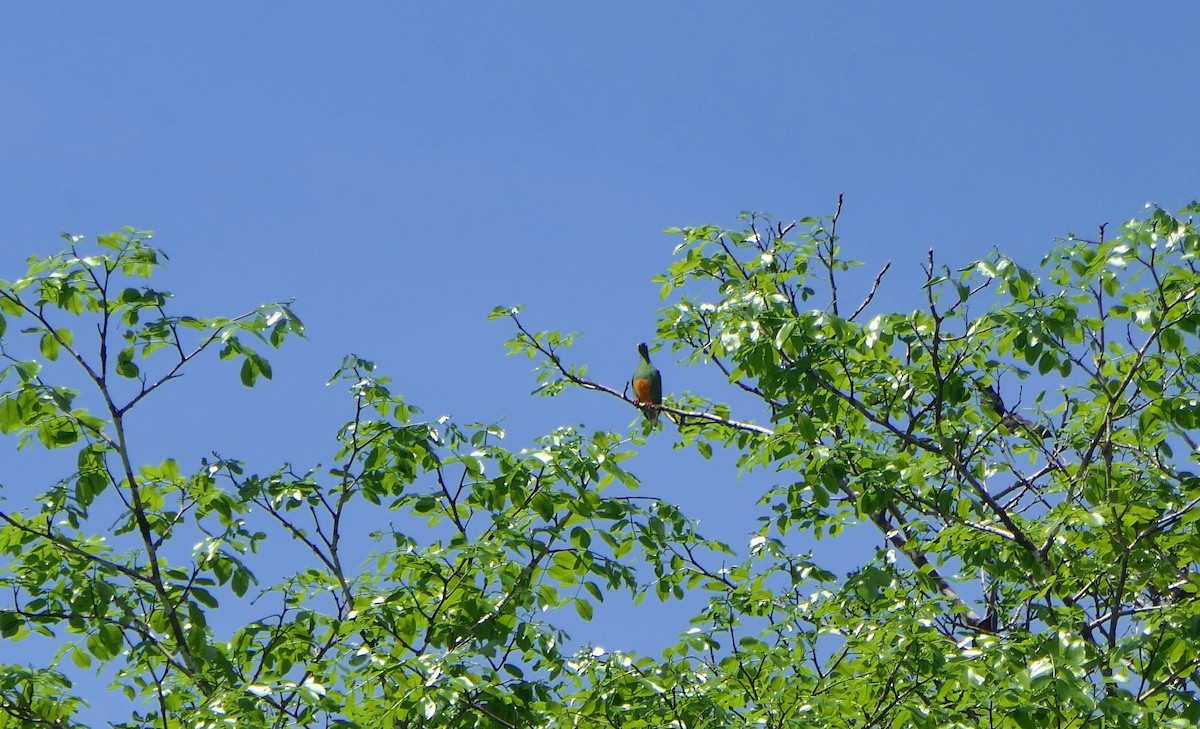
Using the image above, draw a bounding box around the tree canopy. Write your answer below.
[1,202,1199,727]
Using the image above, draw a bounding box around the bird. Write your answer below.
[978,382,1050,439]
[631,342,662,425]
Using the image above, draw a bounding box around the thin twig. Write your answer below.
[824,193,845,316]
[849,260,891,322]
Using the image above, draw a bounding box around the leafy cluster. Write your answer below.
[509,203,1200,726]
[1,202,1199,728]
[0,232,727,727]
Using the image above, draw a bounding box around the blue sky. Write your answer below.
[3,3,1199,719]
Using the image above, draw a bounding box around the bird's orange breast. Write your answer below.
[633,377,655,404]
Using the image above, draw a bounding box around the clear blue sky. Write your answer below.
[2,4,1198,720]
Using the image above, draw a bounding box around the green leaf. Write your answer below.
[193,588,219,609]
[232,568,250,597]
[70,647,92,669]
[796,414,817,441]
[1037,352,1054,375]
[1161,326,1183,353]
[98,623,123,656]
[412,496,438,514]
[116,347,139,378]
[570,526,591,549]
[0,610,19,638]
[531,492,555,521]
[255,354,273,381]
[0,397,21,434]
[240,357,257,387]
[39,333,60,361]
[14,360,40,382]
[36,417,79,448]
[488,304,522,320]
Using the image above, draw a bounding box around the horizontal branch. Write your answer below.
[509,313,772,435]
[0,509,152,586]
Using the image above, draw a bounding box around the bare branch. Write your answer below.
[848,260,891,322]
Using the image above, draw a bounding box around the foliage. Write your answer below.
[505,201,1200,727]
[0,230,727,727]
[0,202,1198,727]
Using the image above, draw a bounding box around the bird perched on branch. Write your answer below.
[979,382,1050,439]
[631,342,662,425]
